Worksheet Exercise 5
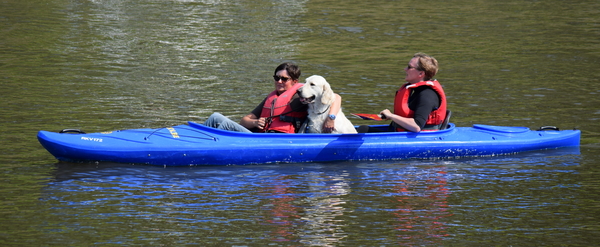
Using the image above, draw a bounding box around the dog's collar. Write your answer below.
[316,105,331,115]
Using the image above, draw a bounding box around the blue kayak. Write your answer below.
[37,122,580,166]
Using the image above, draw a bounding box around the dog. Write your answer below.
[297,75,357,134]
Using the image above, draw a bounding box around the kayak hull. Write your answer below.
[37,122,581,166]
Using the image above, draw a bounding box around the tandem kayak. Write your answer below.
[37,122,580,166]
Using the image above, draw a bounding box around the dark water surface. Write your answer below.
[1,0,599,245]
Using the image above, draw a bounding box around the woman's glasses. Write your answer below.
[273,75,292,82]
[406,64,420,70]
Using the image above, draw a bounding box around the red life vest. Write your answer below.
[393,80,447,132]
[260,83,307,133]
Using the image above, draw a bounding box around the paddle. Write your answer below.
[351,113,386,121]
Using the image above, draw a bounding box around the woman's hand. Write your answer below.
[255,118,266,130]
[380,109,392,119]
[323,118,335,133]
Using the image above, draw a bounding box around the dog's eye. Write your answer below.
[310,83,316,86]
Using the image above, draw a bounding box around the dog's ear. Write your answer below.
[321,80,335,105]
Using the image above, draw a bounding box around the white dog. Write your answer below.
[297,75,357,134]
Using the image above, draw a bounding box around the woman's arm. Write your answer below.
[322,93,342,133]
[240,113,266,130]
[380,109,421,132]
[240,98,268,130]
[381,88,439,132]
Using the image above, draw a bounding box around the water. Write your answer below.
[30,149,589,246]
[1,0,600,245]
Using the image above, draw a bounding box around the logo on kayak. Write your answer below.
[167,127,180,138]
[81,136,103,142]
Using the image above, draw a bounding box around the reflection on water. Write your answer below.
[389,166,451,243]
[258,173,351,245]
[36,147,584,245]
[298,172,350,245]
[42,161,459,245]
[259,175,301,242]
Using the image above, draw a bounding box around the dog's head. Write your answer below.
[298,75,335,105]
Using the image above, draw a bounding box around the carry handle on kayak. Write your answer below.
[59,129,86,134]
[538,126,559,131]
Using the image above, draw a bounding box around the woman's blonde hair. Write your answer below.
[414,53,438,81]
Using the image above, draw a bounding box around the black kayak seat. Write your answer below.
[440,110,451,130]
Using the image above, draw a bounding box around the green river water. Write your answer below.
[1,0,599,245]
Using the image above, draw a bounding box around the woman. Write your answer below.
[379,53,447,132]
[204,62,342,133]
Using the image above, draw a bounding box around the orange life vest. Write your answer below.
[393,80,447,132]
[260,83,307,133]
